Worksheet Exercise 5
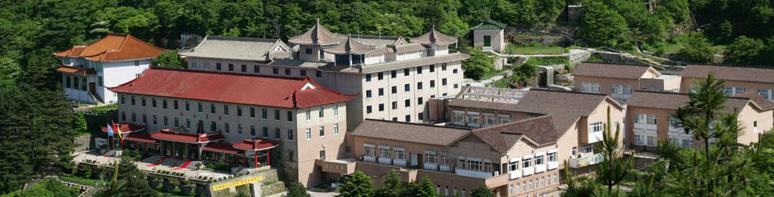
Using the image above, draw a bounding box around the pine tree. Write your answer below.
[287,182,311,197]
[470,185,493,197]
[375,170,403,197]
[412,176,437,197]
[95,156,156,197]
[338,171,374,197]
[595,106,631,196]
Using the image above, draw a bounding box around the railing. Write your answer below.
[569,153,604,168]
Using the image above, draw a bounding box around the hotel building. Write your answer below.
[54,34,164,104]
[108,68,352,186]
[572,63,681,103]
[680,64,774,103]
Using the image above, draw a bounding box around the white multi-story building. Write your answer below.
[181,20,468,127]
[54,34,164,104]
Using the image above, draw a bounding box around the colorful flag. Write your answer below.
[114,122,124,148]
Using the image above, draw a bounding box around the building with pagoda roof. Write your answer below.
[183,19,468,129]
[53,33,165,104]
[107,67,353,186]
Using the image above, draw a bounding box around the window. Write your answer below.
[223,105,229,115]
[262,108,268,119]
[263,127,269,137]
[209,104,215,114]
[430,65,435,72]
[250,107,255,117]
[418,112,424,120]
[319,107,324,117]
[404,84,410,92]
[391,86,397,94]
[417,66,423,74]
[580,82,601,93]
[253,65,260,73]
[430,80,435,88]
[391,102,397,109]
[589,122,603,133]
[535,156,544,165]
[320,150,326,160]
[163,116,168,126]
[275,109,280,120]
[417,82,423,90]
[394,149,406,160]
[141,97,146,106]
[287,111,293,121]
[404,68,409,76]
[224,123,230,132]
[275,128,281,138]
[635,114,657,125]
[185,101,190,111]
[365,74,372,82]
[272,68,278,74]
[300,69,306,76]
[378,72,383,80]
[425,151,437,164]
[216,63,222,70]
[319,126,325,136]
[334,105,339,116]
[367,106,372,114]
[162,99,167,108]
[453,68,458,74]
[316,70,322,77]
[305,128,312,139]
[284,68,291,75]
[237,106,242,116]
[333,124,339,135]
[405,115,411,122]
[366,90,372,98]
[523,158,532,168]
[509,161,519,171]
[305,110,311,120]
[241,64,247,72]
[237,124,243,134]
[228,64,234,71]
[405,99,411,107]
[442,63,447,70]
[251,125,256,136]
[391,70,397,78]
[305,48,312,54]
[417,97,424,105]
[442,78,447,85]
[581,144,594,153]
[287,129,294,140]
[379,104,384,111]
[548,152,557,163]
[364,145,375,157]
[378,88,384,96]
[143,114,148,124]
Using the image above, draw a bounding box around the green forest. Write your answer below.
[0,0,773,195]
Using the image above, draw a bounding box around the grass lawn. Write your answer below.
[505,44,567,55]
[59,175,107,187]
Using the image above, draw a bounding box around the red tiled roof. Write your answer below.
[100,123,146,133]
[124,132,157,143]
[203,142,241,155]
[150,129,224,143]
[232,139,278,151]
[56,65,96,75]
[54,34,164,62]
[110,68,353,109]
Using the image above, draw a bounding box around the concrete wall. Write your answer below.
[102,60,152,104]
[473,30,505,53]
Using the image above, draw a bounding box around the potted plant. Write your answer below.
[163,178,179,193]
[179,179,195,195]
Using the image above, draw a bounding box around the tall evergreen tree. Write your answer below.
[470,185,493,197]
[595,107,631,196]
[338,171,374,197]
[411,176,437,197]
[375,170,404,197]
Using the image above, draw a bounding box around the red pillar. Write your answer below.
[267,151,271,166]
[254,151,259,168]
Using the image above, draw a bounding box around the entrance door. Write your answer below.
[483,35,492,47]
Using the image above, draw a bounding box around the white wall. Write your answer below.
[102,59,151,104]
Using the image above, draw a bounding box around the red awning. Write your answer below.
[101,123,145,134]
[203,142,241,155]
[56,65,96,75]
[150,129,224,144]
[233,139,278,151]
[124,132,157,143]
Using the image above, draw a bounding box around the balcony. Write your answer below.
[522,166,534,176]
[634,123,657,131]
[509,169,521,179]
[356,161,510,188]
[455,169,493,179]
[535,163,546,173]
[569,153,604,168]
[547,161,559,170]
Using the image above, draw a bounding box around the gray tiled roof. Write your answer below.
[572,63,654,79]
[628,91,773,112]
[681,64,774,83]
[472,115,558,153]
[514,89,621,134]
[360,53,469,73]
[351,119,470,146]
[179,36,288,61]
[410,28,458,46]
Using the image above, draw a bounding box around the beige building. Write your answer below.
[181,20,468,128]
[342,116,562,197]
[626,91,774,151]
[109,68,352,186]
[573,63,680,102]
[471,20,506,53]
[429,87,626,172]
[680,64,774,103]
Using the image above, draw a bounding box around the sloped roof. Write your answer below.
[109,68,352,109]
[150,129,224,144]
[325,36,379,55]
[681,64,774,83]
[572,63,656,79]
[54,34,164,62]
[351,119,470,146]
[56,65,96,75]
[288,19,346,46]
[471,20,507,31]
[232,139,278,151]
[179,36,289,62]
[628,91,774,112]
[514,89,622,134]
[470,115,558,153]
[410,27,458,46]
